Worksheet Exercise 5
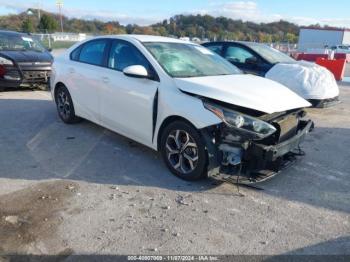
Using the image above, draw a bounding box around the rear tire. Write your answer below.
[160,120,208,181]
[55,85,81,124]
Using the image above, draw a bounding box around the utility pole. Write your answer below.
[37,1,42,20]
[56,0,64,33]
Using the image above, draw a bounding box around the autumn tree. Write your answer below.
[106,25,125,34]
[38,14,58,33]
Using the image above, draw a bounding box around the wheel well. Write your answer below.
[157,116,198,150]
[54,82,66,100]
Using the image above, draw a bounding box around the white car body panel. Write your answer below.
[174,74,311,114]
[99,67,159,144]
[51,35,311,151]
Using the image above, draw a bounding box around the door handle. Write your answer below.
[69,68,75,74]
[102,76,110,83]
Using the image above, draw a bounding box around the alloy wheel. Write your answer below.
[165,130,199,174]
[57,90,71,120]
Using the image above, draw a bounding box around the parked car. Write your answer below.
[202,41,340,108]
[0,30,53,91]
[329,45,350,53]
[51,35,314,183]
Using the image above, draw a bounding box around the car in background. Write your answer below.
[328,45,350,53]
[51,35,313,183]
[0,30,53,91]
[202,41,340,107]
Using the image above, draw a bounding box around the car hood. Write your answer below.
[174,74,311,114]
[0,50,53,63]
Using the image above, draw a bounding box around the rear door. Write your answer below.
[66,39,110,123]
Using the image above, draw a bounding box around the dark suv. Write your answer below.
[0,30,53,91]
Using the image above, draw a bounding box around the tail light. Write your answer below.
[0,56,15,79]
[0,65,6,78]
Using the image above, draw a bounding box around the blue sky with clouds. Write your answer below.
[0,0,350,27]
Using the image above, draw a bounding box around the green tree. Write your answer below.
[38,14,58,33]
[285,33,297,43]
[157,26,167,36]
[22,18,35,33]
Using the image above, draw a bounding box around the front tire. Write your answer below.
[160,120,208,181]
[55,85,81,124]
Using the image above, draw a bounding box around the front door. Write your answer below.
[100,40,159,145]
[223,44,264,76]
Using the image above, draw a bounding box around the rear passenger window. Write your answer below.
[205,44,223,55]
[78,40,108,66]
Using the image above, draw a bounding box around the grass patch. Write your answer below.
[41,40,77,50]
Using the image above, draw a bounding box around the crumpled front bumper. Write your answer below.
[246,120,314,162]
[0,64,51,90]
[207,119,314,183]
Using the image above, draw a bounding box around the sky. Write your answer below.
[0,0,350,28]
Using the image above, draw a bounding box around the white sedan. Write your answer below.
[51,35,313,182]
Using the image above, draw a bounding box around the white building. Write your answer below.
[179,37,190,42]
[52,33,89,42]
[191,37,201,43]
[298,28,350,52]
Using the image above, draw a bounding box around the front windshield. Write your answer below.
[144,42,241,78]
[248,44,295,64]
[0,34,46,52]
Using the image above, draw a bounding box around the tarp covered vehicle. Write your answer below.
[202,41,340,107]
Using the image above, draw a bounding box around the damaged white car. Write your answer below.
[51,35,314,182]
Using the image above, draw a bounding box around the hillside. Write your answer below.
[0,9,339,43]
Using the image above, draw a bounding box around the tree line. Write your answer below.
[0,9,343,43]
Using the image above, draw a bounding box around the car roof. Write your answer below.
[93,34,194,44]
[0,30,27,37]
[203,40,264,47]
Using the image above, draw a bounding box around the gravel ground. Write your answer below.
[0,84,349,257]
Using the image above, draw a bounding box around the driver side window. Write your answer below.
[108,40,150,72]
[205,44,223,55]
[225,45,256,64]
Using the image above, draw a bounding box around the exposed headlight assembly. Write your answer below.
[204,102,277,139]
[0,56,13,65]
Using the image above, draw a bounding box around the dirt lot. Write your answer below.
[0,84,349,257]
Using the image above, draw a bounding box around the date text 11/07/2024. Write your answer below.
[127,255,219,261]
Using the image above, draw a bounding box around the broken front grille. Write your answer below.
[22,70,50,82]
[274,114,299,142]
[259,110,301,145]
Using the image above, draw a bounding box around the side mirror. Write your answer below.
[246,57,258,65]
[123,65,148,78]
[47,48,53,52]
